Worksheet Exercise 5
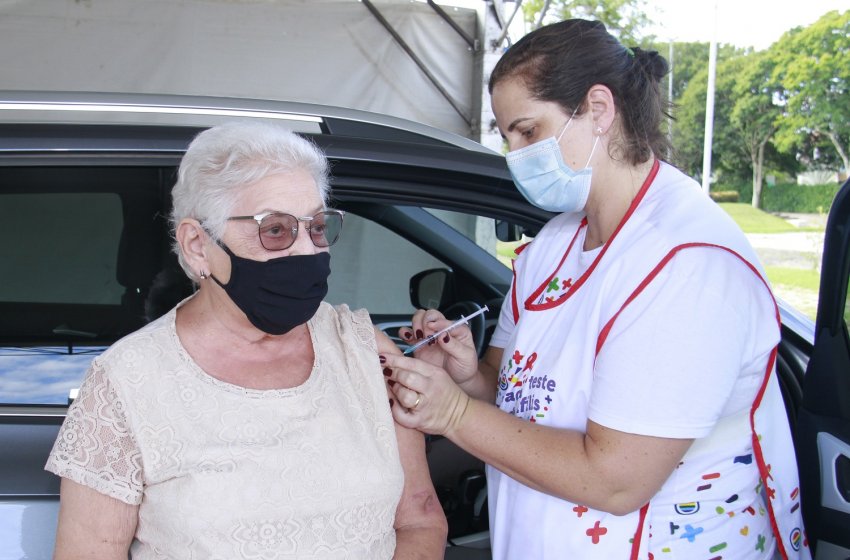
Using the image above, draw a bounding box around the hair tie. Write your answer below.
[624,47,635,58]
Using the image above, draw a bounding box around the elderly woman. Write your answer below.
[45,121,447,559]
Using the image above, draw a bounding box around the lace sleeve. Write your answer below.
[338,305,378,353]
[45,357,144,505]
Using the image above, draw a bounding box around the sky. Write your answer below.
[641,0,845,50]
[443,0,846,51]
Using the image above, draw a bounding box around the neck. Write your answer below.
[180,287,304,346]
[583,157,655,250]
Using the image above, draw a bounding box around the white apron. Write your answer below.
[487,161,810,559]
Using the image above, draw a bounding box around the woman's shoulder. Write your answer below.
[95,308,177,370]
[643,161,749,244]
[315,302,376,349]
[317,301,371,326]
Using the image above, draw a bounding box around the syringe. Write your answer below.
[402,305,489,355]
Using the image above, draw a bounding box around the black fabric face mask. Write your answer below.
[210,243,331,335]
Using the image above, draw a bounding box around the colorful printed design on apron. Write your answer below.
[534,275,574,305]
[496,349,558,422]
[661,455,778,557]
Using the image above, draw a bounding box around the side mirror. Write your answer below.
[410,268,455,310]
[495,219,523,242]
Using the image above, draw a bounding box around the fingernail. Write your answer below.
[388,379,396,387]
[402,331,413,340]
[383,367,392,376]
[416,329,424,340]
[428,338,436,346]
[379,355,386,364]
[443,334,450,343]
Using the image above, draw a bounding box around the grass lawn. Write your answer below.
[717,203,803,234]
[764,266,821,292]
[719,204,823,321]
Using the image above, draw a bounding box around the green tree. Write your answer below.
[673,51,784,207]
[728,52,784,207]
[772,10,850,175]
[671,64,712,179]
[521,0,651,44]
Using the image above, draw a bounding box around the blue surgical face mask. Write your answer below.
[505,111,599,213]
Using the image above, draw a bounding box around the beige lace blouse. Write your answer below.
[46,301,404,559]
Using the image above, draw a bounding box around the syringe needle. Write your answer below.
[403,305,489,355]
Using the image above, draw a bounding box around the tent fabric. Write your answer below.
[0,0,479,137]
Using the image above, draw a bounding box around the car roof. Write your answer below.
[0,90,542,227]
[0,90,498,155]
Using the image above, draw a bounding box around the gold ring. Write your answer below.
[410,393,422,411]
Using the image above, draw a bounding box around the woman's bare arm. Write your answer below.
[53,478,139,560]
[374,327,447,559]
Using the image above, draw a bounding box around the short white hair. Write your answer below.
[170,121,331,280]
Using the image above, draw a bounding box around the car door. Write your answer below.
[796,176,850,558]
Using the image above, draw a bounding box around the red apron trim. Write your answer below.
[514,241,531,256]
[510,258,520,325]
[524,159,661,312]
[629,503,650,560]
[595,241,789,559]
[752,347,789,560]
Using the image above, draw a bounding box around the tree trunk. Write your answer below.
[825,130,849,178]
[751,140,767,208]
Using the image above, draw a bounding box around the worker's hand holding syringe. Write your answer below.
[386,305,487,433]
[395,306,485,388]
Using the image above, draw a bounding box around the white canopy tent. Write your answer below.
[0,0,525,313]
[0,0,515,139]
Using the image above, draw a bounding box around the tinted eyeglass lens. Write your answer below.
[258,213,298,250]
[257,211,343,250]
[309,211,343,248]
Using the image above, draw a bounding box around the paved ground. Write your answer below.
[745,213,826,321]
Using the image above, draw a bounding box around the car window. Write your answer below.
[0,167,172,406]
[326,212,446,314]
[1,192,124,304]
[424,208,533,268]
[425,209,498,259]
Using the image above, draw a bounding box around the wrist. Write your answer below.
[443,391,471,438]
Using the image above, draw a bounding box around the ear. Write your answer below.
[585,84,616,135]
[175,219,210,278]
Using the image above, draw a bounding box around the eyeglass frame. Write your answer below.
[224,208,345,251]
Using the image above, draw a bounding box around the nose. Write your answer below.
[286,220,318,256]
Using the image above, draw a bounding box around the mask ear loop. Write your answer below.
[583,135,600,169]
[556,105,582,143]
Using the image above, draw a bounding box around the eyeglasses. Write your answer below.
[226,209,345,251]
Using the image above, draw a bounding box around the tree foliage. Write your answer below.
[521,0,652,45]
[727,52,785,207]
[672,51,786,207]
[771,10,850,174]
